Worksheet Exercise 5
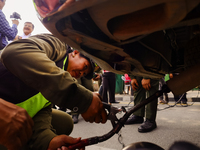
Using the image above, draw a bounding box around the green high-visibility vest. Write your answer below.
[16,56,68,118]
[16,93,51,118]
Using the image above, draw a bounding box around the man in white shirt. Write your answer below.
[20,22,34,39]
[14,22,34,40]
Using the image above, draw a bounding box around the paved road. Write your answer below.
[70,91,200,150]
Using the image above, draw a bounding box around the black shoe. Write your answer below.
[72,114,79,124]
[182,101,187,104]
[125,115,144,125]
[110,101,120,104]
[138,119,157,133]
[181,101,188,107]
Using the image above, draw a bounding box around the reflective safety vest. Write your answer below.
[16,56,68,118]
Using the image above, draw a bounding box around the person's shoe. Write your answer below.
[138,119,157,133]
[72,114,79,124]
[110,101,120,104]
[182,101,187,104]
[181,101,188,107]
[125,115,144,125]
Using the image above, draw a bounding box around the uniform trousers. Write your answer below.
[102,72,116,103]
[133,76,159,121]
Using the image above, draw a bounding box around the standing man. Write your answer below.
[125,76,159,133]
[0,0,19,49]
[102,70,119,104]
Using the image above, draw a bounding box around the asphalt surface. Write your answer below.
[70,90,200,150]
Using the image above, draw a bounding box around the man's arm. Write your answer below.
[131,78,139,91]
[0,98,33,150]
[0,11,18,41]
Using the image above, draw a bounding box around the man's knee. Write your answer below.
[51,109,74,135]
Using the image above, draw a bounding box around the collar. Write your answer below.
[63,55,69,71]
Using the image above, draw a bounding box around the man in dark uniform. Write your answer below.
[125,76,159,133]
[0,34,107,150]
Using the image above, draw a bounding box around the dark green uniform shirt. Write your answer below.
[0,34,93,150]
[1,34,93,113]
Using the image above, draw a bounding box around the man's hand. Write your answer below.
[13,35,22,41]
[92,73,101,81]
[0,98,34,150]
[169,73,173,79]
[81,93,107,123]
[131,78,139,91]
[12,19,19,26]
[141,79,151,90]
[48,135,84,150]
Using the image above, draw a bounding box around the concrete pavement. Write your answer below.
[70,90,200,150]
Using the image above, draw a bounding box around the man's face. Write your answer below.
[23,23,34,35]
[0,0,6,10]
[67,51,92,79]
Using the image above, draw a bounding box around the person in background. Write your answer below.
[102,70,119,104]
[20,22,34,39]
[125,76,159,133]
[124,73,132,94]
[13,22,34,40]
[0,0,19,50]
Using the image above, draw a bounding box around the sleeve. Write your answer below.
[0,34,93,114]
[0,11,18,40]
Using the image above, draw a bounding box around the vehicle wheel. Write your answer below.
[122,141,164,150]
